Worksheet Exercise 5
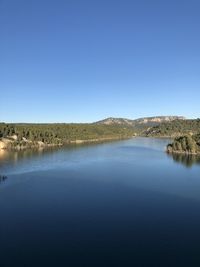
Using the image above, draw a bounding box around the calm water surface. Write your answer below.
[0,138,200,267]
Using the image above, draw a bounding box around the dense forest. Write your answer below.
[167,134,200,154]
[0,123,135,149]
[1,118,200,151]
[145,119,200,137]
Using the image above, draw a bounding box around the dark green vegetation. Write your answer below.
[0,123,135,149]
[145,119,200,137]
[167,134,200,154]
[1,117,200,151]
[145,119,200,155]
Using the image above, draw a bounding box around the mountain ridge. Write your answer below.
[95,116,186,126]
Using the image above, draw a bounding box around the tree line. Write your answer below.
[0,123,135,148]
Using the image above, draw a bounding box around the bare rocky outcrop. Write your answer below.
[95,116,185,127]
[135,116,185,124]
[0,138,14,149]
[0,140,7,149]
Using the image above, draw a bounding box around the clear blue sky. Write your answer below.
[0,0,200,122]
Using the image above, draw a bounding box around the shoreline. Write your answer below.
[0,136,134,151]
[166,150,200,155]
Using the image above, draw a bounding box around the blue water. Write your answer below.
[0,138,200,267]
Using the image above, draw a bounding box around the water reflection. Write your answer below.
[0,149,9,160]
[0,144,98,167]
[0,143,103,174]
[0,147,60,171]
[1,138,200,175]
[169,153,200,167]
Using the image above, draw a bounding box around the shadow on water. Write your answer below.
[0,175,7,184]
[168,152,200,168]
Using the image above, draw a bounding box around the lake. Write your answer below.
[0,137,200,267]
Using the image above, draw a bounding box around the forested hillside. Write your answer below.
[145,119,200,137]
[0,123,135,149]
[1,118,200,150]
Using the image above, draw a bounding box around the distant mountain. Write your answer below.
[95,116,186,127]
[95,117,134,126]
[134,116,186,124]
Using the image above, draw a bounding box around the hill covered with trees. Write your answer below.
[1,117,200,151]
[0,123,135,150]
[145,119,200,137]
